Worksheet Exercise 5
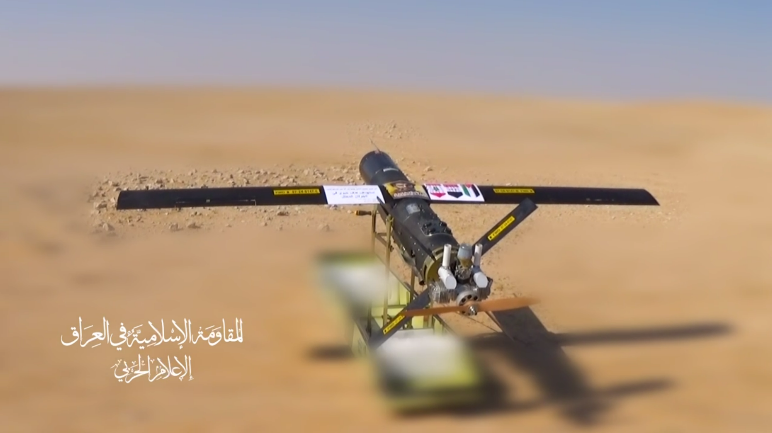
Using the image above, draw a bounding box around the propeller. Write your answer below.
[401,296,539,317]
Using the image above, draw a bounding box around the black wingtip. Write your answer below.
[115,190,141,210]
[638,189,660,206]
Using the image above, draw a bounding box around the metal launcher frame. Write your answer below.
[356,204,433,336]
[357,197,548,344]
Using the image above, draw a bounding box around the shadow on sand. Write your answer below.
[308,309,731,425]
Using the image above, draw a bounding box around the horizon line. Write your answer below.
[1,83,770,108]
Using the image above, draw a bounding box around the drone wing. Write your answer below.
[421,184,659,206]
[115,185,388,210]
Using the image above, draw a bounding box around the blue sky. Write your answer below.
[1,0,770,101]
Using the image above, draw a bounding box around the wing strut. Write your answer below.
[474,198,538,257]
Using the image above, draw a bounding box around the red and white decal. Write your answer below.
[424,183,446,199]
[422,183,484,202]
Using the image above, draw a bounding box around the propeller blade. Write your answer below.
[402,296,539,317]
[476,296,540,312]
[401,304,467,317]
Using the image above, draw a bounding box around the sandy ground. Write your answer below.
[1,88,771,432]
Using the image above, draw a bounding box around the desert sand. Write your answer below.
[1,88,771,432]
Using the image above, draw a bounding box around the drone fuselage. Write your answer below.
[359,151,463,286]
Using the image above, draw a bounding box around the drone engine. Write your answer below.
[428,243,492,310]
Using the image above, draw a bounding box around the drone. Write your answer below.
[116,149,659,410]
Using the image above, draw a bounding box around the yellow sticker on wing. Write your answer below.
[273,188,320,195]
[493,188,535,194]
[487,215,515,241]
